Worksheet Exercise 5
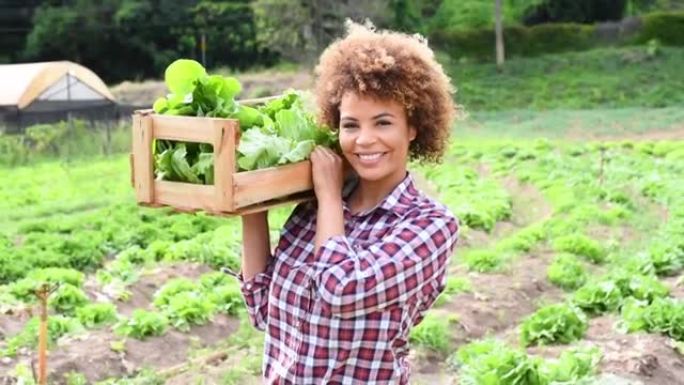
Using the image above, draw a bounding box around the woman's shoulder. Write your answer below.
[404,187,459,232]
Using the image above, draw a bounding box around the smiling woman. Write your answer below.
[232,21,461,385]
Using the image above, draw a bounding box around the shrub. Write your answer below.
[637,12,684,45]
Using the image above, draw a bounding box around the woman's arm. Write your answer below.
[310,147,346,253]
[241,211,271,281]
[238,211,274,331]
[312,213,459,319]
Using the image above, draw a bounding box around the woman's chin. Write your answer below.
[352,167,388,182]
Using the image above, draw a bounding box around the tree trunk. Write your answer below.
[495,0,505,71]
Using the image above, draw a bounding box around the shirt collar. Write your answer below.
[342,171,418,218]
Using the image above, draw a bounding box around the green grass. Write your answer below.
[446,46,684,111]
[0,155,133,233]
[453,106,684,138]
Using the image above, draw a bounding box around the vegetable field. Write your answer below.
[1,131,683,384]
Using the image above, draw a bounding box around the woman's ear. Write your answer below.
[408,125,417,142]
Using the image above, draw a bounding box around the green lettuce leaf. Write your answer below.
[170,144,201,184]
[279,140,315,165]
[237,129,291,171]
[165,59,206,96]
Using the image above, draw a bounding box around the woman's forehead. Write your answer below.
[339,92,404,117]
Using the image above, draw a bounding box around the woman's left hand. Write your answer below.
[310,146,344,204]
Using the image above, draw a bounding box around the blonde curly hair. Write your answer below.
[314,21,458,163]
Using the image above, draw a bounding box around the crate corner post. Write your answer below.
[213,119,238,213]
[132,112,155,204]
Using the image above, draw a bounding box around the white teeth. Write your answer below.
[358,153,383,160]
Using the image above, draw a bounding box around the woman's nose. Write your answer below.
[355,126,376,145]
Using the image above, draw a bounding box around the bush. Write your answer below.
[637,12,684,45]
[430,11,684,61]
[431,22,597,60]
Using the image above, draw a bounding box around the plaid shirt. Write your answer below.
[233,172,459,385]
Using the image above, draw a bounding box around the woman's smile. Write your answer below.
[355,151,388,166]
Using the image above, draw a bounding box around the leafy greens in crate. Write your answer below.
[152,59,337,184]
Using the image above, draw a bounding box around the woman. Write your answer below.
[236,22,459,384]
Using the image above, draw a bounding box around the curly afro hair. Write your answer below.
[314,21,458,163]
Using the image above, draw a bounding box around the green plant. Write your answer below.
[647,242,684,276]
[153,278,200,308]
[65,372,88,385]
[621,297,684,341]
[451,339,601,385]
[409,312,455,355]
[114,310,169,340]
[609,271,670,302]
[76,302,118,328]
[210,284,245,316]
[462,249,507,272]
[552,234,606,264]
[199,271,232,289]
[3,316,84,357]
[49,284,90,314]
[93,368,165,385]
[572,281,623,314]
[164,291,217,332]
[547,254,588,290]
[520,303,588,346]
[152,60,337,182]
[538,346,602,383]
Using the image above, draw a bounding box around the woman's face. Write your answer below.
[338,92,416,184]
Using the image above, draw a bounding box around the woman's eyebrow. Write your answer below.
[372,112,394,119]
[340,112,395,121]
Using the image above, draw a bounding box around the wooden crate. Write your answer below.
[130,108,317,216]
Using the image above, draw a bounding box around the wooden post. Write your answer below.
[35,284,54,385]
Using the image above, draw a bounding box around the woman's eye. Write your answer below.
[342,124,358,130]
[377,120,391,126]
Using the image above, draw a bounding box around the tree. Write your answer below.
[252,0,389,64]
[522,0,628,25]
[495,0,505,70]
[388,0,421,32]
[0,0,44,63]
[20,0,274,82]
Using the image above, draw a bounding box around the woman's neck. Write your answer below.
[349,168,408,214]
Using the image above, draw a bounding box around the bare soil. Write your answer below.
[0,262,240,384]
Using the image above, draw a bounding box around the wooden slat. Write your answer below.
[232,160,313,209]
[232,192,315,215]
[132,114,154,203]
[153,115,235,143]
[213,119,238,212]
[154,181,216,212]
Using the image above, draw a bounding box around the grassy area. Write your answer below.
[0,155,133,233]
[454,106,684,138]
[444,46,684,111]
